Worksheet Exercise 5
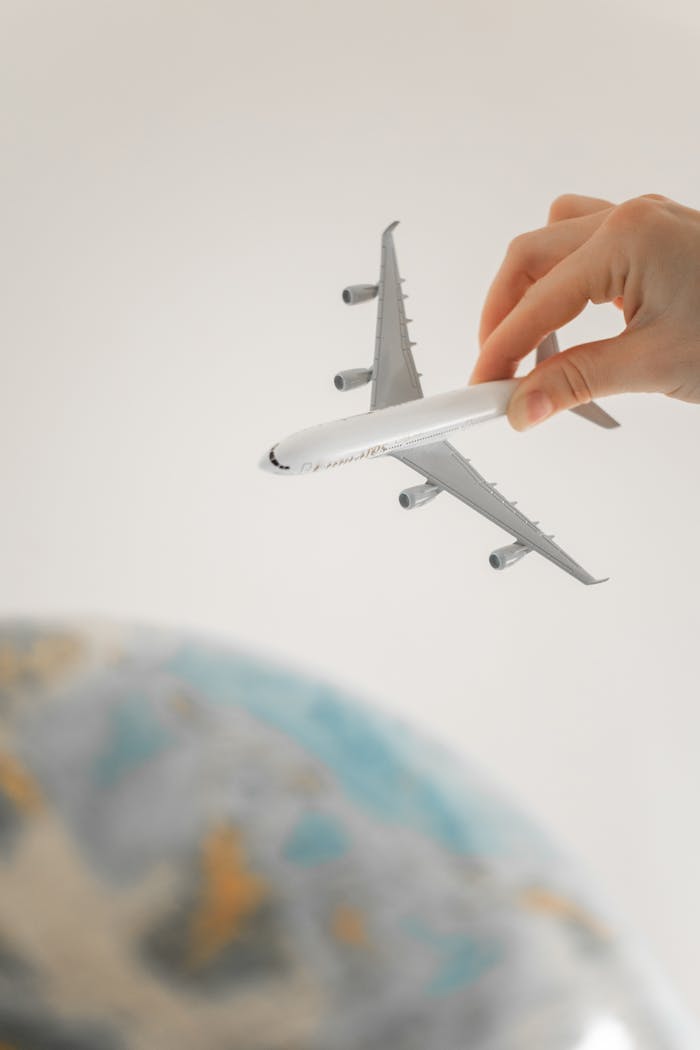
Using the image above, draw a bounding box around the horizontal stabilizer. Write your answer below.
[536,332,620,429]
[570,402,620,429]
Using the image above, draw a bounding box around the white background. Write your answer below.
[1,0,699,1014]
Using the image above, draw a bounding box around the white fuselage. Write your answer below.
[263,379,518,475]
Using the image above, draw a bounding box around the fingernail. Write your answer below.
[511,390,553,431]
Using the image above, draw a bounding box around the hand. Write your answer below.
[471,193,700,430]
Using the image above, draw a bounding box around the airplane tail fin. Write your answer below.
[536,333,620,429]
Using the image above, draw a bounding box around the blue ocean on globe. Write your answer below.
[0,621,695,1050]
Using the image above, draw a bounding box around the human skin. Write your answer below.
[470,193,700,430]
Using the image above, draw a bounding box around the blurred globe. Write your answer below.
[0,622,695,1050]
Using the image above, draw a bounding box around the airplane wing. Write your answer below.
[393,440,605,585]
[370,222,424,411]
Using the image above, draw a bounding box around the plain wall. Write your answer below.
[1,0,699,1014]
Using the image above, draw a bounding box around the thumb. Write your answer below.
[507,330,651,431]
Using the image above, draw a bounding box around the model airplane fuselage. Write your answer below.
[262,223,619,584]
[261,380,517,474]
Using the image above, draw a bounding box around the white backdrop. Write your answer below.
[1,0,699,1014]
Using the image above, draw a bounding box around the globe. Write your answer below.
[0,621,695,1049]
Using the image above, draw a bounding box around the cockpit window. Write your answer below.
[269,447,290,470]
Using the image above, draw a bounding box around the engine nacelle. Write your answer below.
[342,284,378,305]
[334,368,373,391]
[489,541,530,571]
[398,482,441,510]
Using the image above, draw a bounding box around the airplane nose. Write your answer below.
[260,446,291,473]
[259,449,277,473]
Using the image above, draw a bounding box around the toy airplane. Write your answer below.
[261,222,619,585]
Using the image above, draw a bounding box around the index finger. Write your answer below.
[475,237,619,380]
[476,211,609,357]
[473,196,616,384]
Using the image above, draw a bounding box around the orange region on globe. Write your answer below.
[0,644,21,688]
[521,886,610,941]
[188,825,267,969]
[0,635,82,690]
[0,752,43,813]
[30,635,83,683]
[331,905,368,947]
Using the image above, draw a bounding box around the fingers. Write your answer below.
[547,193,614,222]
[472,191,696,427]
[506,328,657,431]
[473,239,613,384]
[475,211,610,375]
[473,195,616,384]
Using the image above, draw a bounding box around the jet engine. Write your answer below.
[489,541,530,570]
[398,482,441,510]
[334,368,373,391]
[342,284,378,305]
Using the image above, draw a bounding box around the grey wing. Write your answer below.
[394,441,605,585]
[370,222,424,410]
